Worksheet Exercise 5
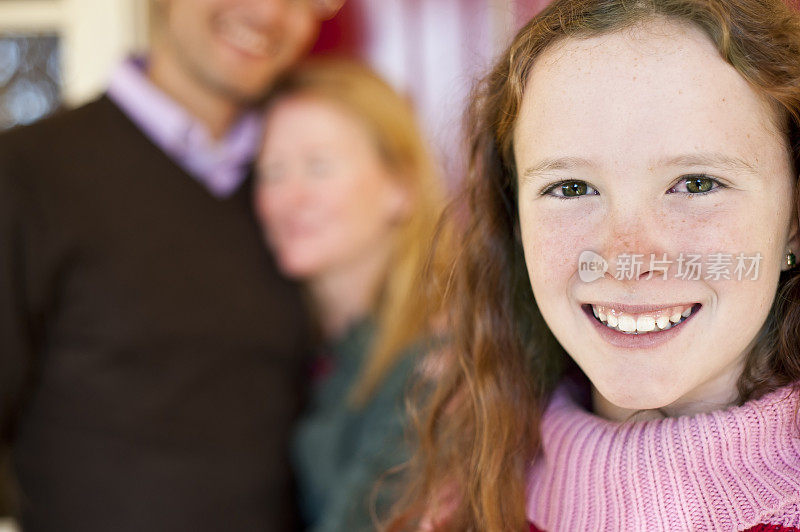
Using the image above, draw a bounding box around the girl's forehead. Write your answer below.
[512,21,785,169]
[526,21,725,99]
[535,17,709,66]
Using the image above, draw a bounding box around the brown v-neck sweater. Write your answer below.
[0,96,310,531]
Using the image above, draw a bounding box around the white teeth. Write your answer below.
[591,304,697,334]
[656,316,671,330]
[219,17,274,56]
[618,315,637,332]
[636,316,656,332]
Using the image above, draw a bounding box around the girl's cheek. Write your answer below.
[521,195,766,289]
[521,208,596,286]
[672,202,770,269]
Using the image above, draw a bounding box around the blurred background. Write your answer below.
[0,1,547,530]
[0,0,549,179]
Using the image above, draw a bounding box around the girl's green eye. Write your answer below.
[685,176,713,193]
[562,182,588,197]
[543,180,598,199]
[668,174,724,195]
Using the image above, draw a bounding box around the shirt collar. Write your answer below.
[107,56,264,196]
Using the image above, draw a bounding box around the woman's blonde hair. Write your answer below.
[266,58,447,407]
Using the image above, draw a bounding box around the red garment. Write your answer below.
[742,526,800,532]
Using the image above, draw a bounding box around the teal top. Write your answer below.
[292,318,419,532]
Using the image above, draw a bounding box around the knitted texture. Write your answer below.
[529,526,800,532]
[527,382,800,531]
[529,524,800,532]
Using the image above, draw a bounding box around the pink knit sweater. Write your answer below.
[527,381,800,531]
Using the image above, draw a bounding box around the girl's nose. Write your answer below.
[600,207,672,281]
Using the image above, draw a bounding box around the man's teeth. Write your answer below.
[219,18,275,56]
[591,303,696,334]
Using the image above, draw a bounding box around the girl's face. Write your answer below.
[255,96,408,280]
[513,20,798,418]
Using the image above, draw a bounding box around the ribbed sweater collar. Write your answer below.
[527,380,800,531]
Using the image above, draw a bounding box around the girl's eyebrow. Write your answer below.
[659,153,758,175]
[521,156,597,182]
[521,152,758,183]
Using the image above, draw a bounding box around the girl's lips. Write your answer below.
[581,303,702,349]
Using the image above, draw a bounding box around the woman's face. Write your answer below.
[513,20,798,417]
[255,96,408,280]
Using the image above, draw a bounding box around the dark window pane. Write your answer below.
[0,34,61,130]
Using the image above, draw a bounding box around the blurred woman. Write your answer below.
[254,59,445,532]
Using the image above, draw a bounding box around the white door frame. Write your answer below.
[0,0,149,106]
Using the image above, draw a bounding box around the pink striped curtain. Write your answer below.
[311,0,552,182]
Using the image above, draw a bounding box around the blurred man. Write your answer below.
[0,1,342,530]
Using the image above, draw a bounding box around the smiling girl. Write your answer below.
[389,0,800,530]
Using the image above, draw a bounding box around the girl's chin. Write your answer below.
[591,381,685,419]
